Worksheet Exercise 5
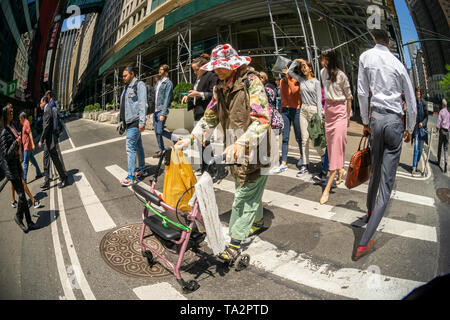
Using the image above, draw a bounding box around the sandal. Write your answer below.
[219,245,241,261]
[248,221,267,237]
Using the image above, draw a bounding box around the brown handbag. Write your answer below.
[345,136,371,189]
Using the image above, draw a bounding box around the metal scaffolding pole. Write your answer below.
[177,22,192,84]
[294,0,311,62]
[217,25,233,45]
[137,49,142,79]
[114,68,119,110]
[334,25,346,74]
[303,0,319,79]
[102,76,106,110]
[267,0,279,55]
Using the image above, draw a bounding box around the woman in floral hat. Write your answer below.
[176,44,272,261]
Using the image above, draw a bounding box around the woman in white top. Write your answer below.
[288,58,325,176]
[319,50,353,205]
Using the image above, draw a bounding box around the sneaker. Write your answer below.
[411,168,417,176]
[271,164,288,174]
[11,201,17,208]
[120,176,136,186]
[296,165,308,177]
[134,168,146,179]
[312,172,326,183]
[194,168,203,176]
[33,200,41,209]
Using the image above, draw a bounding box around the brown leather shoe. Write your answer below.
[352,240,374,261]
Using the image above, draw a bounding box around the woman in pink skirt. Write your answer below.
[319,50,353,205]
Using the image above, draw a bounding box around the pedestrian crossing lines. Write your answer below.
[104,162,433,299]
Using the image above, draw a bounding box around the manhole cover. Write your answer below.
[436,188,450,205]
[100,224,199,278]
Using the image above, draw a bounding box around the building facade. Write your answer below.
[407,0,450,100]
[53,28,79,110]
[64,0,405,116]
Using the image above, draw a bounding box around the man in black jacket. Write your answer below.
[181,54,218,173]
[39,96,67,189]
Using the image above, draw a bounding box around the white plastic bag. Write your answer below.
[193,172,227,255]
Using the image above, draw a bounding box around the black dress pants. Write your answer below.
[11,178,32,225]
[43,142,66,183]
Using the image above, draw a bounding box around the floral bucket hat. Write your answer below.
[201,44,252,71]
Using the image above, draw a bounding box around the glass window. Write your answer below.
[151,0,166,12]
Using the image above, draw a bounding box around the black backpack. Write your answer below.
[53,108,64,137]
[132,81,155,115]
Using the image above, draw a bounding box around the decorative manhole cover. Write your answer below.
[100,224,199,278]
[436,188,450,205]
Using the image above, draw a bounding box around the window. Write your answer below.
[151,0,166,12]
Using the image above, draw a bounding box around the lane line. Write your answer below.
[72,172,116,232]
[61,131,151,155]
[57,186,96,300]
[105,166,425,299]
[49,184,76,300]
[214,179,437,242]
[133,283,187,300]
[184,151,435,207]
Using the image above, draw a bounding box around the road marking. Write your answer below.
[133,283,187,300]
[62,121,76,149]
[106,163,426,299]
[185,150,435,207]
[57,186,96,300]
[73,172,116,232]
[61,131,151,155]
[214,179,437,243]
[230,226,424,300]
[278,167,435,208]
[49,184,76,300]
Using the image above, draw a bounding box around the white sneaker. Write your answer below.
[271,165,288,174]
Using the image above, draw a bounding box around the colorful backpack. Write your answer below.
[264,86,284,131]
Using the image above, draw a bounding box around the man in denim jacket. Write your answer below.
[152,64,175,158]
[117,66,147,186]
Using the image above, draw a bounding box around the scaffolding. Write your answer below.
[177,22,192,84]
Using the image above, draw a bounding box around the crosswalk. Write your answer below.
[97,158,434,300]
[46,131,437,300]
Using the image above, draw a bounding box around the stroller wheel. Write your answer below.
[235,254,250,271]
[142,250,154,266]
[182,280,200,293]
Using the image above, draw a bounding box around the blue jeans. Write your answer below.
[23,149,42,181]
[412,133,425,169]
[322,147,329,173]
[153,111,174,152]
[281,108,302,163]
[126,127,145,178]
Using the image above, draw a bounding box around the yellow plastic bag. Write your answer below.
[163,148,197,212]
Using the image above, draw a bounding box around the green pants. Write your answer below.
[229,175,268,241]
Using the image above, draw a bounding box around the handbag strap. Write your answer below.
[358,136,368,151]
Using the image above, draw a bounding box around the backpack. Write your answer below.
[244,74,284,131]
[132,81,155,115]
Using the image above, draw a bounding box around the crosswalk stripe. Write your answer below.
[214,179,437,242]
[57,186,96,300]
[279,167,436,208]
[183,150,435,207]
[73,172,116,232]
[133,283,187,300]
[49,183,76,300]
[105,163,426,299]
[221,226,424,300]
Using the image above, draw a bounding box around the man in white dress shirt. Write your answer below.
[354,29,417,261]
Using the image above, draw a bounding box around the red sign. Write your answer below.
[49,22,60,48]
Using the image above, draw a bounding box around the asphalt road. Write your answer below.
[0,116,448,300]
